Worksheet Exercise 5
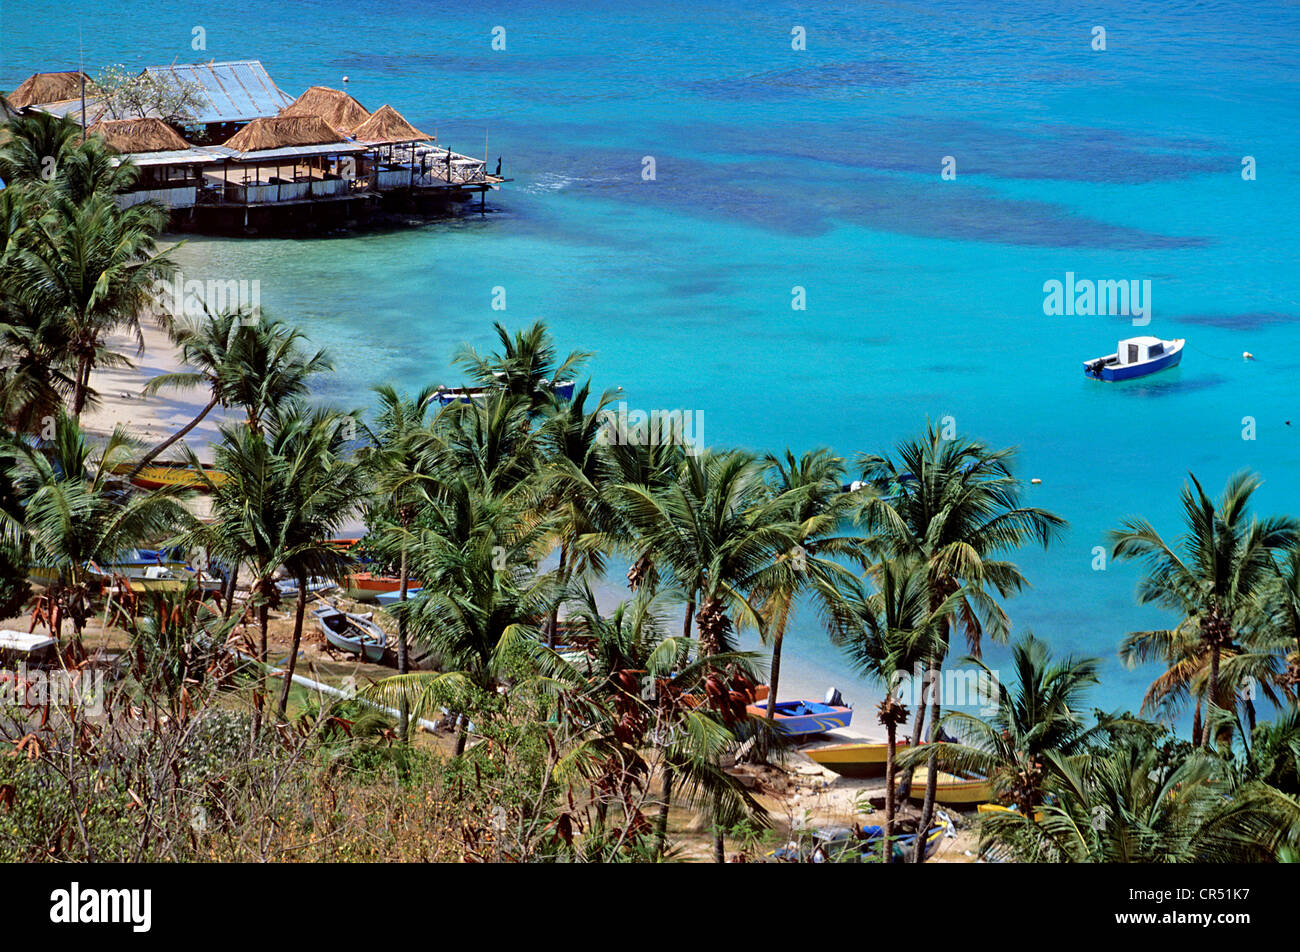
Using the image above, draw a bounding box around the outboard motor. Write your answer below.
[825,686,845,707]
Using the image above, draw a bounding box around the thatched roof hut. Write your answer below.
[221,115,347,153]
[7,71,94,109]
[352,105,431,145]
[280,86,371,136]
[88,117,192,154]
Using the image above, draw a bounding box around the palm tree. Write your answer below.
[821,559,949,860]
[853,423,1064,860]
[753,448,866,746]
[990,739,1291,862]
[365,477,556,755]
[132,309,331,474]
[0,412,190,647]
[0,112,83,188]
[536,382,620,645]
[1112,471,1298,747]
[611,450,799,654]
[6,190,173,414]
[454,320,590,416]
[190,406,362,734]
[906,634,1101,818]
[525,586,768,861]
[360,384,439,703]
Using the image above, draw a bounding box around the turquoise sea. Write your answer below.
[5,1,1300,724]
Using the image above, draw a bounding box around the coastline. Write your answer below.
[80,320,231,461]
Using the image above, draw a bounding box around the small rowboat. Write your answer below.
[312,604,387,662]
[768,810,952,863]
[907,768,992,805]
[109,460,229,491]
[747,698,853,737]
[1084,336,1184,382]
[805,740,914,777]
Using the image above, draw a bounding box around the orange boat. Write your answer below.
[341,572,423,602]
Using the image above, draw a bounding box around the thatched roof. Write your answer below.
[280,86,371,136]
[221,115,347,153]
[352,105,431,145]
[88,117,193,154]
[8,71,94,109]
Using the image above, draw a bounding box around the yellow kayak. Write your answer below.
[906,768,992,805]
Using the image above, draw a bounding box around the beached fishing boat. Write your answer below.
[108,460,229,491]
[768,810,952,862]
[747,698,853,736]
[805,740,914,777]
[907,768,993,805]
[1083,336,1184,381]
[375,587,422,606]
[275,576,337,599]
[340,572,422,601]
[312,604,388,662]
[90,562,224,595]
[0,629,56,663]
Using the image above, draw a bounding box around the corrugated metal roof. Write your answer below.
[114,148,222,167]
[141,61,293,124]
[204,142,367,161]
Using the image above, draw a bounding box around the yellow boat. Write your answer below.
[108,461,229,492]
[906,768,992,805]
[805,741,915,778]
[977,803,1044,822]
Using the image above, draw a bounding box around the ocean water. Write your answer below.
[5,0,1300,725]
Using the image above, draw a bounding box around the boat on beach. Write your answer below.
[769,810,953,862]
[340,572,422,601]
[375,587,422,606]
[1083,336,1184,381]
[747,698,853,736]
[312,604,388,662]
[907,768,992,805]
[805,740,914,777]
[108,460,229,491]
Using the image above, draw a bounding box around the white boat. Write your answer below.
[1084,336,1184,381]
[312,604,388,662]
[0,629,56,660]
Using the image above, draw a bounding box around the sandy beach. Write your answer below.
[79,319,233,461]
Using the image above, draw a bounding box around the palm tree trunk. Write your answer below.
[654,765,674,860]
[883,719,898,863]
[547,543,568,648]
[897,667,928,800]
[1192,696,1203,746]
[713,802,725,863]
[128,393,220,479]
[682,596,695,640]
[760,615,787,763]
[453,715,468,755]
[250,601,269,740]
[276,575,307,720]
[71,354,91,416]
[397,546,410,740]
[1204,643,1220,749]
[222,562,240,619]
[913,659,942,863]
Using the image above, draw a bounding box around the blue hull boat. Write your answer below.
[1084,336,1184,381]
[376,587,422,606]
[748,699,853,736]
